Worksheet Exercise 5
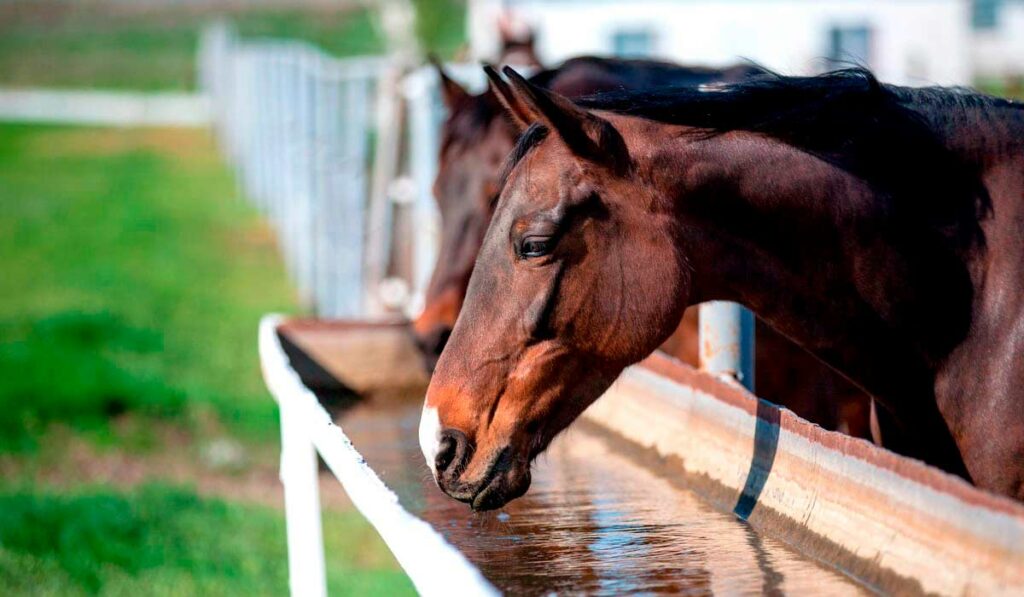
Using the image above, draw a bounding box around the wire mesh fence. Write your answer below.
[199,23,501,321]
[200,23,390,318]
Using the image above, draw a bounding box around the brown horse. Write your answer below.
[413,58,869,436]
[414,56,760,364]
[665,309,870,436]
[420,66,1024,510]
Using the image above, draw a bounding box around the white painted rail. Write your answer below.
[258,314,498,597]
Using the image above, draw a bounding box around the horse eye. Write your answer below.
[519,237,553,259]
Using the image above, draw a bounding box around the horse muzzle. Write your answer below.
[433,432,531,511]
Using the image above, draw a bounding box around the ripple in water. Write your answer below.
[335,399,867,596]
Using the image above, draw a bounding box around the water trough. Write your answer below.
[260,315,1024,596]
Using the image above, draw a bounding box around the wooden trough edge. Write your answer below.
[259,315,498,597]
[584,352,1024,596]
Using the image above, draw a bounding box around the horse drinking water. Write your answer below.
[420,66,1024,510]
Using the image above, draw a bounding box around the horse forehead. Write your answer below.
[509,144,580,203]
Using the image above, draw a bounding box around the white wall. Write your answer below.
[973,1,1024,77]
[469,0,972,86]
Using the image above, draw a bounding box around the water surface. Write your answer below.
[335,397,868,595]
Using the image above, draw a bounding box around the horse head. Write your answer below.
[412,60,519,370]
[419,68,690,510]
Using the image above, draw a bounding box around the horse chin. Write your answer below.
[470,466,531,512]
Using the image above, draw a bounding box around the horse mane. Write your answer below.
[442,58,767,156]
[577,67,1019,120]
[575,68,1011,250]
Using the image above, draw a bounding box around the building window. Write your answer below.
[612,29,654,58]
[827,25,872,68]
[973,0,1002,30]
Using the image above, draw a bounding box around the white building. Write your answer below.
[468,0,973,86]
[972,0,1024,79]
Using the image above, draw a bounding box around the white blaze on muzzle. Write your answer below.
[419,403,441,476]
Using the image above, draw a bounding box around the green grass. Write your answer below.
[0,5,385,90]
[976,76,1024,101]
[0,2,466,90]
[412,0,470,58]
[0,124,414,593]
[0,483,413,596]
[0,124,295,448]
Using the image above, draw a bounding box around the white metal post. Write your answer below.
[403,68,442,317]
[323,70,345,318]
[699,301,756,392]
[311,61,331,317]
[294,50,316,308]
[340,73,370,318]
[278,395,328,597]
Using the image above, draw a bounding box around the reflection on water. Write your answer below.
[337,398,866,596]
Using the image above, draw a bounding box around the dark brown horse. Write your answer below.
[413,58,869,436]
[413,56,760,364]
[420,66,1024,510]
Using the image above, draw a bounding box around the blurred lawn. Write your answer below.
[0,484,412,596]
[0,124,414,593]
[0,4,382,90]
[0,3,462,592]
[0,124,294,449]
[977,77,1024,101]
[0,1,465,90]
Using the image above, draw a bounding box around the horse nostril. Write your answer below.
[435,428,471,477]
[435,435,456,473]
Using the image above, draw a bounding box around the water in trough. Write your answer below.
[285,323,868,594]
[336,397,867,595]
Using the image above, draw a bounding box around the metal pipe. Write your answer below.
[698,301,755,392]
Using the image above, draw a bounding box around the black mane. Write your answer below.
[444,57,766,155]
[577,67,1019,122]
[575,68,1011,249]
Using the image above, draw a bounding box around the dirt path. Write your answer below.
[0,422,355,511]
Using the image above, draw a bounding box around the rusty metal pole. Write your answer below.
[698,301,755,392]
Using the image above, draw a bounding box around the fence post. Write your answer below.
[341,72,371,318]
[403,67,442,316]
[364,63,404,317]
[278,396,328,597]
[698,301,756,392]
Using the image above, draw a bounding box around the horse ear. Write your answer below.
[429,55,470,110]
[502,66,630,172]
[483,64,532,132]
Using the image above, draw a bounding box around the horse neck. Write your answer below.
[909,99,1024,170]
[659,131,973,401]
